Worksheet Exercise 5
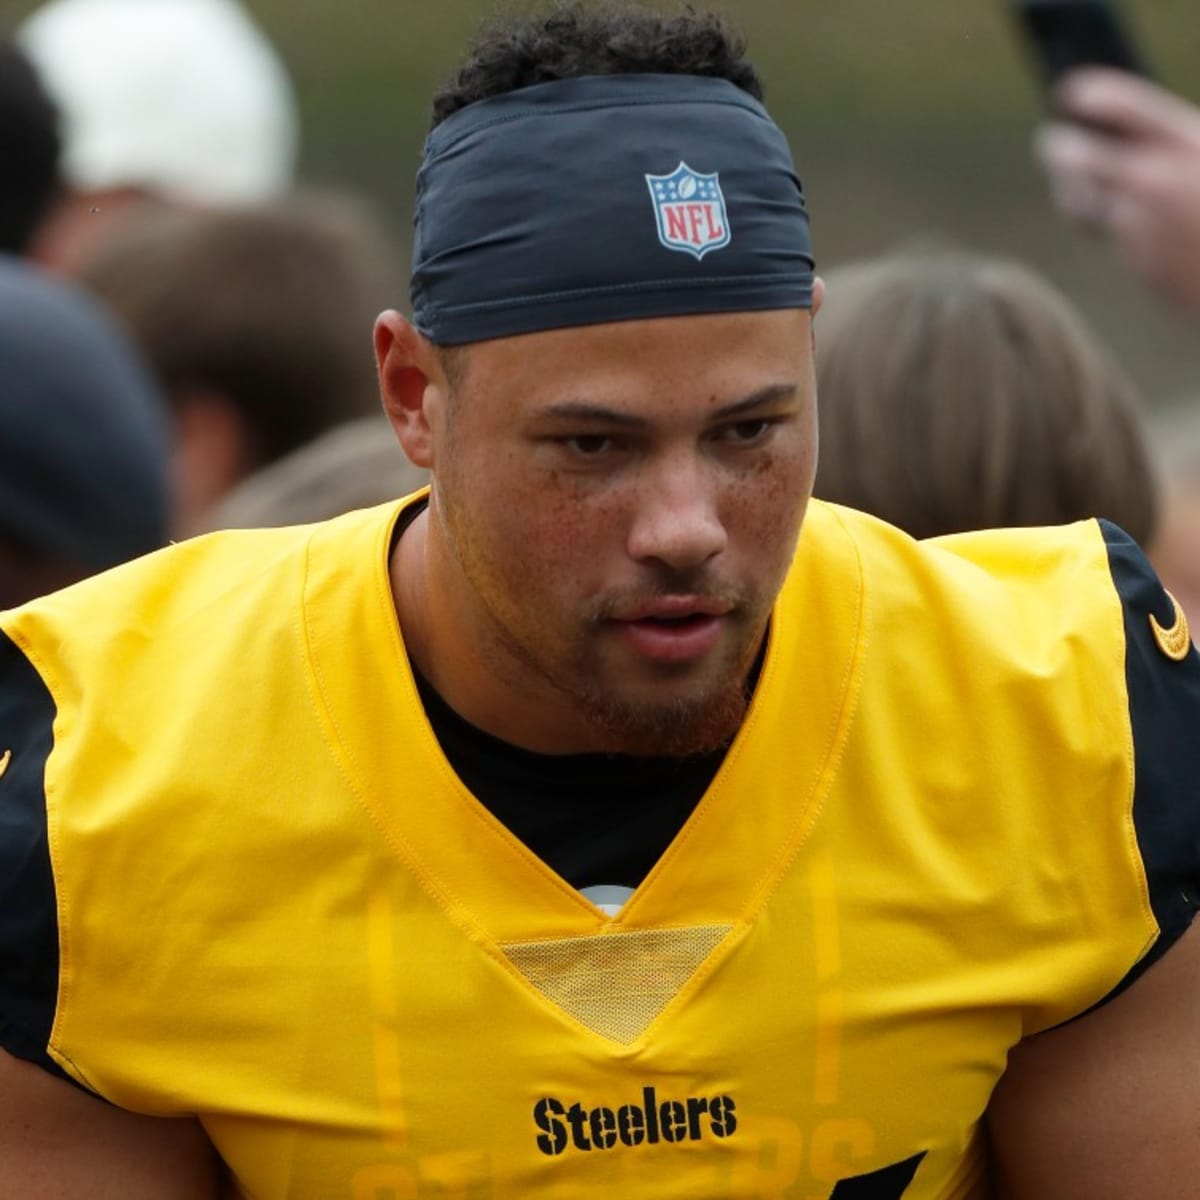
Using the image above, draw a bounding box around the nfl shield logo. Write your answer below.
[645,162,731,260]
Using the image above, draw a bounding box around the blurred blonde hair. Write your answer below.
[814,250,1158,545]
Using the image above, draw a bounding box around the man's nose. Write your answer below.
[625,454,728,571]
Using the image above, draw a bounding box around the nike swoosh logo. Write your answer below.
[1150,591,1191,662]
[0,749,10,781]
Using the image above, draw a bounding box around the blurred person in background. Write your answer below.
[80,192,404,536]
[1036,69,1200,324]
[0,256,169,608]
[0,39,61,257]
[15,0,298,275]
[205,416,428,532]
[814,249,1158,544]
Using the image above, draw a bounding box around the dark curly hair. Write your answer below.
[430,3,762,129]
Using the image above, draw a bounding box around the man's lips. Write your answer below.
[607,597,732,662]
[610,596,733,621]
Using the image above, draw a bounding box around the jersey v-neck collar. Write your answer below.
[299,495,868,949]
[410,657,729,891]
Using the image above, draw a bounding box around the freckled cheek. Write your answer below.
[487,473,630,593]
[720,454,814,554]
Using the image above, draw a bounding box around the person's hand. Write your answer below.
[1035,68,1200,320]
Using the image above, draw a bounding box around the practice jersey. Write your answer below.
[2,496,1200,1199]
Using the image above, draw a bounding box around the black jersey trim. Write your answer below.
[829,1150,926,1197]
[1101,521,1200,994]
[0,627,83,1091]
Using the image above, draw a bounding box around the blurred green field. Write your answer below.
[5,0,1200,403]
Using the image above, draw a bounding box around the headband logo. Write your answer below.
[645,163,731,260]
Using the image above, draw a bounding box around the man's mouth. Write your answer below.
[609,599,730,662]
[613,596,733,622]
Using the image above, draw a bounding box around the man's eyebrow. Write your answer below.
[536,383,800,427]
[712,383,799,419]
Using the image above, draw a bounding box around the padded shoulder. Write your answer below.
[805,508,1194,1031]
[1101,521,1200,991]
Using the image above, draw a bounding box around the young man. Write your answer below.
[2,8,1198,1198]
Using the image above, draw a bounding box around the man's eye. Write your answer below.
[564,435,614,457]
[722,419,772,445]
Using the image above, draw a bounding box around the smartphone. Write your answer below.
[1012,0,1150,88]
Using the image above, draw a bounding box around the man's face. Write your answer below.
[424,308,817,756]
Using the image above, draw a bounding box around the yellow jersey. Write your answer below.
[1,496,1198,1199]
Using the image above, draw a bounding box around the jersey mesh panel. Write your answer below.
[501,925,732,1044]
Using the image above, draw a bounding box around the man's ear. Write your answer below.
[375,310,445,469]
[811,275,826,317]
[808,276,826,353]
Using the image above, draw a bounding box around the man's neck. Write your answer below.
[388,501,605,755]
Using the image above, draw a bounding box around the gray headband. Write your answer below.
[410,74,815,345]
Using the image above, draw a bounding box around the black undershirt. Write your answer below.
[395,498,728,890]
[412,668,726,889]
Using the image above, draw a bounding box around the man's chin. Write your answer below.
[579,685,750,758]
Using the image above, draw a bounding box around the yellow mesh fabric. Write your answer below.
[501,925,732,1044]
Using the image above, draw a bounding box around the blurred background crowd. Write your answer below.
[3,0,1200,627]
